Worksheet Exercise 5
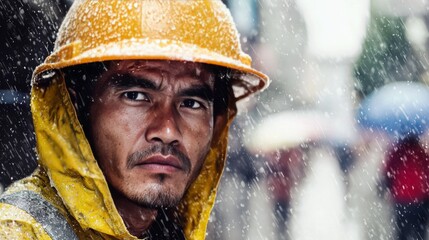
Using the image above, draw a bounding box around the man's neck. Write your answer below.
[112,195,158,238]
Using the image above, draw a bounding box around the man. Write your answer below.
[0,0,269,239]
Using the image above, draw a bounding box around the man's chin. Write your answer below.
[128,184,184,209]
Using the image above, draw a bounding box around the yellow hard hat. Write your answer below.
[33,0,269,100]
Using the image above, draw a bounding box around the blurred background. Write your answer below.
[2,0,429,239]
[0,0,72,189]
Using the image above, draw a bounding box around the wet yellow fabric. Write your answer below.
[0,203,51,240]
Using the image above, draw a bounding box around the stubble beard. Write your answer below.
[128,181,183,209]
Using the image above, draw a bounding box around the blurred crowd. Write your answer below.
[208,1,429,240]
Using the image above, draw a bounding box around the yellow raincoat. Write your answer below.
[0,0,269,239]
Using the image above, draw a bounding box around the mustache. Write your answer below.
[127,144,191,173]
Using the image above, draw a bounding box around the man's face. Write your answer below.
[88,60,216,208]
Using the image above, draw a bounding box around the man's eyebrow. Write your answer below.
[179,84,214,102]
[108,73,157,90]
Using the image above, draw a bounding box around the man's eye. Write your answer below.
[181,99,203,109]
[122,92,148,101]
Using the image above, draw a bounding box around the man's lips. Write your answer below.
[127,145,192,174]
[133,155,184,173]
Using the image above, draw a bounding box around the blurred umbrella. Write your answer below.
[245,110,329,153]
[357,81,429,138]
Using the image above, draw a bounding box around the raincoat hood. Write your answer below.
[31,72,234,239]
[30,0,268,239]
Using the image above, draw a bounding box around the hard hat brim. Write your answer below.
[33,39,269,100]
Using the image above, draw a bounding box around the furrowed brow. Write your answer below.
[108,73,157,90]
[179,85,214,102]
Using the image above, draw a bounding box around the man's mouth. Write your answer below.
[133,154,185,174]
[127,145,192,174]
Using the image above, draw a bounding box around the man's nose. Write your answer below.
[145,106,182,145]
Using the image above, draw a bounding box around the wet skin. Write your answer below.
[87,60,221,235]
